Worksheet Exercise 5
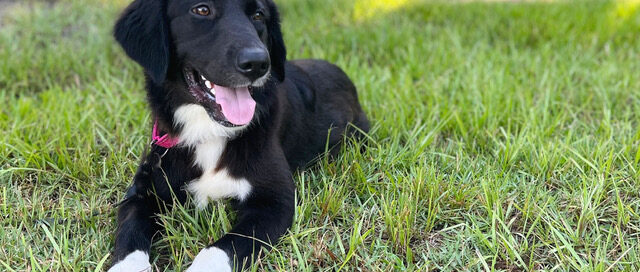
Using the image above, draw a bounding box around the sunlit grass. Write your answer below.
[614,0,640,20]
[353,0,414,20]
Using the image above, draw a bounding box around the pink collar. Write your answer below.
[152,120,180,148]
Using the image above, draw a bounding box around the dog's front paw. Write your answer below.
[186,247,232,272]
[108,250,151,272]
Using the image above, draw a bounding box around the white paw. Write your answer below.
[107,250,151,272]
[186,247,232,272]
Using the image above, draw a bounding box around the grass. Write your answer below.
[1,0,640,270]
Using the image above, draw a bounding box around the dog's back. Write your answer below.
[279,59,369,169]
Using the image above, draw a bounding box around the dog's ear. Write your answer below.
[114,0,170,84]
[267,1,286,82]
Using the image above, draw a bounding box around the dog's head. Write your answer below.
[114,0,286,131]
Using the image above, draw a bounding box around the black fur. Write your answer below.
[111,0,369,270]
[114,0,169,84]
[265,2,286,81]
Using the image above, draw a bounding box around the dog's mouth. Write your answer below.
[183,68,256,127]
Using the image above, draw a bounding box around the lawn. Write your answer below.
[1,0,640,271]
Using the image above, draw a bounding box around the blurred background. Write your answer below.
[1,0,639,271]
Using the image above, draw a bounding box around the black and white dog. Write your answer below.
[109,0,369,271]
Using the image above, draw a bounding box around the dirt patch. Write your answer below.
[0,0,59,25]
[0,1,18,24]
[0,0,24,26]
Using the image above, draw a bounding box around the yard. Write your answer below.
[1,0,640,271]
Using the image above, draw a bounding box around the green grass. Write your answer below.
[1,0,640,271]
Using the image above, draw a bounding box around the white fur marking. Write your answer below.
[193,140,227,170]
[174,104,248,146]
[108,250,151,272]
[174,104,252,207]
[188,167,253,208]
[187,141,252,208]
[186,247,232,272]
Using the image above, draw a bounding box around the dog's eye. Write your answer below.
[251,11,265,21]
[192,5,211,16]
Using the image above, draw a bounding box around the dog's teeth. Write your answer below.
[200,75,206,80]
[210,87,215,95]
[205,80,212,89]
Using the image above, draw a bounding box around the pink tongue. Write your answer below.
[214,85,256,125]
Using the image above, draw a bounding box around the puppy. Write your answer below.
[109,0,369,271]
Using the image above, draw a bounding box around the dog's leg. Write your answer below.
[187,180,295,272]
[109,158,163,272]
[109,198,156,272]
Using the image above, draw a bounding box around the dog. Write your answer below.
[108,0,369,271]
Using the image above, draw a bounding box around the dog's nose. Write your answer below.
[236,47,270,81]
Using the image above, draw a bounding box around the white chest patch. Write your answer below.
[174,104,252,208]
[187,166,252,209]
[174,104,248,145]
